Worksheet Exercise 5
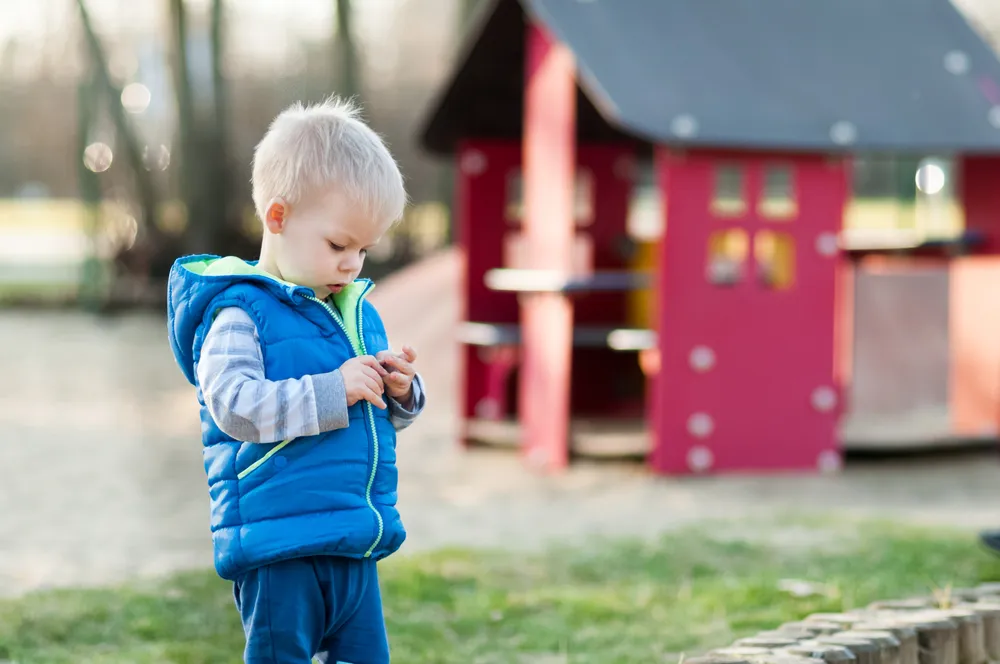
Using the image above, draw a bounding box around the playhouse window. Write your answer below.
[846,155,963,241]
[626,161,663,241]
[711,164,747,217]
[759,164,798,220]
[706,228,749,286]
[754,230,795,290]
[504,168,595,226]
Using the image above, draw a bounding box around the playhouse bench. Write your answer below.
[842,229,986,259]
[458,267,656,459]
[483,268,652,294]
[456,319,656,458]
[455,321,656,351]
[465,416,650,458]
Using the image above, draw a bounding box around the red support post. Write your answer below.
[952,156,1000,438]
[961,156,1000,253]
[517,22,577,471]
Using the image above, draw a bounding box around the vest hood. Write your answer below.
[166,254,372,385]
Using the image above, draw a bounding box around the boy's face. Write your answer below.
[266,185,387,300]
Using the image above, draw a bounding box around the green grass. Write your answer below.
[0,521,998,663]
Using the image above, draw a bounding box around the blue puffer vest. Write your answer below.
[166,254,405,580]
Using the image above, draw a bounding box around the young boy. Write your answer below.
[166,97,425,663]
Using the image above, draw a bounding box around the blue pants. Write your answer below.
[233,556,390,664]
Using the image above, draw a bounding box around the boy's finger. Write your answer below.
[385,373,409,387]
[382,355,412,375]
[374,356,392,376]
[360,355,389,376]
[378,350,401,364]
[401,345,417,363]
[366,389,387,409]
[362,365,385,385]
[363,374,384,394]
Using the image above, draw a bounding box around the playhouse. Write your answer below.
[418,0,1000,474]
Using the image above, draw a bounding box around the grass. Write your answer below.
[0,521,998,663]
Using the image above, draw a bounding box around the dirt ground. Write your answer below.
[1,249,998,598]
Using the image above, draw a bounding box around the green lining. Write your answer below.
[182,256,297,288]
[184,256,374,340]
[330,280,371,354]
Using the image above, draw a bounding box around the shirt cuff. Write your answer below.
[387,372,426,422]
[314,370,350,431]
[392,373,425,412]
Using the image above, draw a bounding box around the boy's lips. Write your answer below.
[327,283,346,292]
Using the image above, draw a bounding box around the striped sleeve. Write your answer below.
[195,307,349,443]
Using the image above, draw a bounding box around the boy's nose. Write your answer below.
[341,254,362,273]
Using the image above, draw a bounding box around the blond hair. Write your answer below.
[251,96,407,227]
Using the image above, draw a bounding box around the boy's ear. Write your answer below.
[264,197,289,234]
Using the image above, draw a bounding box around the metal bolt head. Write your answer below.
[475,398,500,419]
[671,114,699,139]
[460,149,487,175]
[815,233,839,257]
[989,106,1000,129]
[687,412,714,438]
[687,445,715,473]
[817,450,842,474]
[811,386,838,413]
[944,50,971,75]
[689,346,716,373]
[830,121,858,146]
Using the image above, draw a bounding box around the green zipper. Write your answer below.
[307,287,384,558]
[237,439,292,480]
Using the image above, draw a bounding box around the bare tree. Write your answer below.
[76,0,159,241]
[462,0,482,27]
[76,71,105,310]
[77,0,176,305]
[334,0,361,98]
[167,0,230,255]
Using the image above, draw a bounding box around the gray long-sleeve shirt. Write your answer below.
[196,307,425,444]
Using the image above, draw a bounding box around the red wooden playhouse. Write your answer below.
[418,0,1000,475]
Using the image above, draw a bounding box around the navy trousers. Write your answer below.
[233,556,390,664]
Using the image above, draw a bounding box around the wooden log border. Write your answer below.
[684,584,1000,664]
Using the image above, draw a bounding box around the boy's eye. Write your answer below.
[329,242,345,251]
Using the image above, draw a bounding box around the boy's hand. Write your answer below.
[339,356,389,409]
[377,346,417,401]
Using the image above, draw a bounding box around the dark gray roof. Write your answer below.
[420,0,1000,155]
